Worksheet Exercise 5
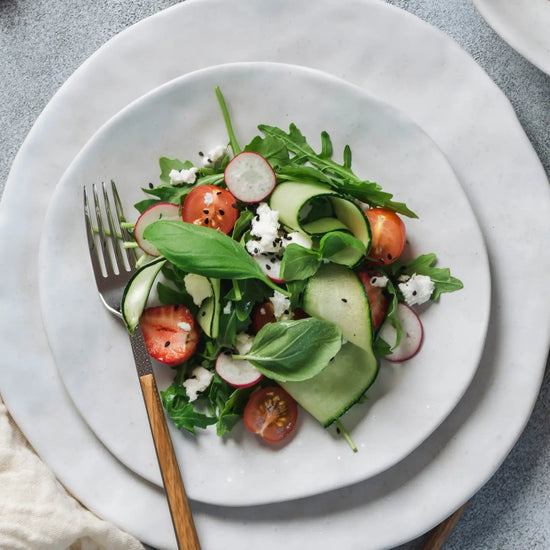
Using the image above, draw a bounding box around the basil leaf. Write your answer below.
[143,220,287,294]
[234,317,342,382]
[280,244,321,281]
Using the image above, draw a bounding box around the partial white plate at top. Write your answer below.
[473,0,550,75]
[38,62,490,506]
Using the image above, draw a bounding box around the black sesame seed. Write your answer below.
[174,305,180,311]
[341,298,348,303]
[216,191,222,195]
[266,264,272,270]
[198,151,204,157]
[412,290,417,296]
[219,209,225,215]
[232,203,238,209]
[164,341,170,347]
[284,309,289,315]
[148,182,154,189]
[270,257,277,263]
[387,253,393,260]
[203,209,209,214]
[254,247,259,254]
[204,218,209,225]
[371,277,377,284]
[201,311,206,317]
[255,214,260,222]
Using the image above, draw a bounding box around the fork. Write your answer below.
[84,181,201,550]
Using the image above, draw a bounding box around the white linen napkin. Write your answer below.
[0,396,144,550]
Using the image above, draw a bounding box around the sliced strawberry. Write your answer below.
[139,305,199,365]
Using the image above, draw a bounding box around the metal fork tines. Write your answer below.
[82,181,201,550]
[83,181,136,318]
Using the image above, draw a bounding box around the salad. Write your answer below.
[119,87,463,450]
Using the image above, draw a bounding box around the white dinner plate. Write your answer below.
[39,62,490,505]
[1,0,549,548]
[473,0,550,75]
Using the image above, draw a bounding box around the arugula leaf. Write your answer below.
[143,220,288,295]
[244,135,290,169]
[388,253,464,300]
[161,384,216,434]
[233,317,342,382]
[258,123,417,217]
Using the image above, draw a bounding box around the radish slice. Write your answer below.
[216,352,263,388]
[134,202,180,256]
[224,151,276,203]
[253,253,285,283]
[378,303,423,362]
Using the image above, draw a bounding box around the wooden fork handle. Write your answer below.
[139,372,201,550]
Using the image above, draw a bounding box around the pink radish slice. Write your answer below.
[253,253,285,283]
[224,151,276,203]
[216,352,263,388]
[134,202,180,256]
[378,303,423,362]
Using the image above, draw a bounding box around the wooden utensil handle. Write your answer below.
[140,373,201,550]
[422,503,467,550]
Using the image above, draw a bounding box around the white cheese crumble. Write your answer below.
[183,273,213,306]
[177,321,191,332]
[246,202,282,255]
[203,192,214,206]
[201,145,228,167]
[370,275,389,288]
[183,366,214,402]
[398,274,434,306]
[169,167,198,186]
[223,301,232,315]
[234,332,254,355]
[269,291,291,320]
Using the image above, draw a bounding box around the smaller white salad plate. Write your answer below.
[39,62,490,506]
[472,0,550,75]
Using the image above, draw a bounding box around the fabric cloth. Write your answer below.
[0,396,144,550]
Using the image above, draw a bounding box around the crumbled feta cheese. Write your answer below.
[177,322,191,332]
[283,231,313,250]
[183,366,214,402]
[246,202,282,254]
[269,291,291,320]
[397,274,410,283]
[201,145,228,167]
[370,275,389,288]
[203,192,214,206]
[234,332,254,355]
[223,301,232,315]
[183,273,213,306]
[398,274,434,306]
[169,167,198,186]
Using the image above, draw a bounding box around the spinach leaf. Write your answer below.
[143,220,288,295]
[233,317,342,382]
[280,244,321,281]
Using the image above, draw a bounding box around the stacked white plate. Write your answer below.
[0,1,549,549]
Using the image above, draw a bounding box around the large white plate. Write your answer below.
[39,62,490,505]
[0,0,548,548]
[472,0,550,75]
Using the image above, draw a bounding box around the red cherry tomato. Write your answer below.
[365,208,406,265]
[357,269,390,329]
[243,386,298,443]
[181,185,239,234]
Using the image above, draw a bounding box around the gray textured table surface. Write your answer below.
[1,1,549,549]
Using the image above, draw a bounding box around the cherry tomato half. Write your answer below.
[243,386,298,443]
[365,208,406,265]
[181,184,239,234]
[357,269,390,329]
